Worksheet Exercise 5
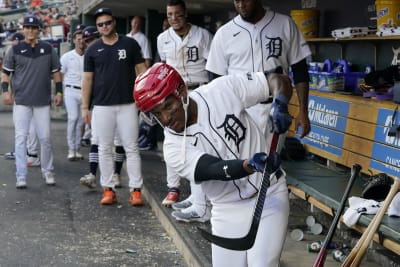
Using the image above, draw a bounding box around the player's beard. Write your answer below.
[172,25,184,35]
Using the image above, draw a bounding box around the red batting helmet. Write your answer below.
[134,63,184,113]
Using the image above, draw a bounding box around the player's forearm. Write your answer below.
[267,73,293,101]
[53,71,62,83]
[144,59,152,68]
[1,72,10,92]
[294,81,309,113]
[81,73,93,110]
[1,71,10,82]
[194,154,253,182]
[135,62,148,76]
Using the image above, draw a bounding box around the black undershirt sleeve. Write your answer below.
[194,154,251,183]
[291,58,309,84]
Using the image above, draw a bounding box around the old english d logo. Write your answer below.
[265,36,282,60]
[217,114,246,151]
[186,46,199,63]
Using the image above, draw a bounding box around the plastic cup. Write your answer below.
[290,228,304,241]
[306,215,316,227]
[311,223,323,235]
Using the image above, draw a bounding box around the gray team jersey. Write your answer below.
[3,40,60,106]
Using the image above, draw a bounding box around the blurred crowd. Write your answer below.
[0,0,79,43]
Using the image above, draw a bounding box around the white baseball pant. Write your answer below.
[93,103,142,190]
[27,120,38,155]
[64,87,83,151]
[211,178,289,267]
[13,104,54,179]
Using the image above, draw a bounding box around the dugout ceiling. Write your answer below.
[81,0,233,19]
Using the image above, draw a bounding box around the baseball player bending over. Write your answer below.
[134,63,292,267]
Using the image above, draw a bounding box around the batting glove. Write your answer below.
[248,152,281,174]
[248,152,268,172]
[269,93,292,134]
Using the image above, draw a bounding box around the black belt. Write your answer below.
[260,98,273,104]
[66,85,81,90]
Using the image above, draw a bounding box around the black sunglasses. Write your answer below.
[97,20,113,28]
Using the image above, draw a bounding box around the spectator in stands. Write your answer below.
[51,7,59,19]
[55,14,70,41]
[29,0,43,7]
[40,23,52,39]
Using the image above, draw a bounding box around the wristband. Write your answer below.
[2,81,9,92]
[56,92,63,97]
[55,82,63,94]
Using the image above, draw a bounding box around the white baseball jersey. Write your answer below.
[163,72,282,204]
[206,10,311,145]
[126,31,152,60]
[206,10,311,75]
[157,24,212,85]
[60,50,83,87]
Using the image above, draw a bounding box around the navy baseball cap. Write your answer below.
[75,24,86,31]
[94,8,113,20]
[83,26,99,41]
[11,32,24,41]
[23,15,41,28]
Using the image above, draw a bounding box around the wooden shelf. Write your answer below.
[306,36,400,42]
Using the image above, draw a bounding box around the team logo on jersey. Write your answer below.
[40,48,44,54]
[217,114,246,151]
[118,49,127,60]
[264,36,282,60]
[186,46,199,63]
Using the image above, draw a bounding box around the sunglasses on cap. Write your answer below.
[97,20,113,28]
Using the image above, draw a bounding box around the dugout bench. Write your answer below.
[285,90,400,255]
